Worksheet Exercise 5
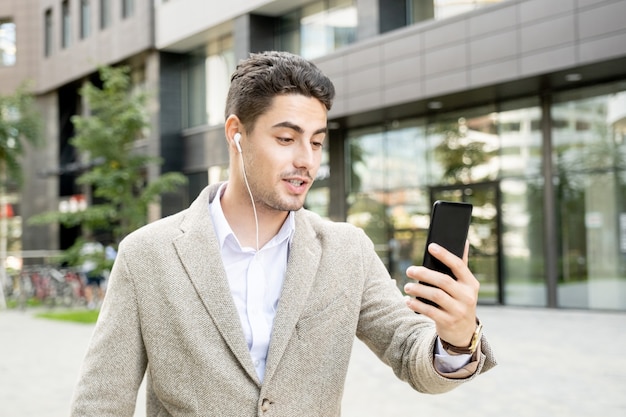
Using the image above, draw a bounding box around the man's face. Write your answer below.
[242,94,327,213]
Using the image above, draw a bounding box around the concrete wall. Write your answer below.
[156,0,313,51]
[0,0,40,95]
[154,0,626,124]
[313,0,626,120]
[36,0,154,93]
[21,91,60,252]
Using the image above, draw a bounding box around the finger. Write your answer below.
[405,265,451,288]
[462,240,469,264]
[403,293,448,319]
[404,276,455,312]
[405,265,425,282]
[428,243,465,274]
[405,265,438,284]
[427,243,478,286]
[405,279,477,328]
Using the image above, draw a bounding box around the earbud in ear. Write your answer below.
[234,133,242,153]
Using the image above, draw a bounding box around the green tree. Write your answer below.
[432,120,494,184]
[0,83,42,309]
[30,65,186,273]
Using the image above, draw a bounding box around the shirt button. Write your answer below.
[261,398,271,412]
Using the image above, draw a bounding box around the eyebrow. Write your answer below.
[272,121,327,136]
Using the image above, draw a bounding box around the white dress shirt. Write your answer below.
[210,183,294,381]
[210,182,470,382]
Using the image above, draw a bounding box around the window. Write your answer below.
[44,10,53,57]
[305,145,330,217]
[81,0,91,39]
[122,0,135,19]
[0,18,16,66]
[552,84,626,310]
[278,0,357,60]
[100,0,112,29]
[431,0,509,20]
[182,35,235,128]
[61,0,71,49]
[381,0,510,34]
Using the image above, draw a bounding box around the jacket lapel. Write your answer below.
[173,184,260,384]
[263,211,322,383]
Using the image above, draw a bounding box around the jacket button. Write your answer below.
[261,398,271,412]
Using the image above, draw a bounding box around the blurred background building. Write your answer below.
[1,0,625,310]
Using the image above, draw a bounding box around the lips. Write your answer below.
[283,176,310,194]
[287,179,304,187]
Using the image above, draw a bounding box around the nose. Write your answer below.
[293,141,316,171]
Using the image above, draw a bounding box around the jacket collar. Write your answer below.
[173,183,259,382]
[173,183,323,386]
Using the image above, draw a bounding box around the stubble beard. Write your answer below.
[246,173,310,214]
[243,154,313,214]
[254,182,307,213]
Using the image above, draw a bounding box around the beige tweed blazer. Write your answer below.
[70,183,496,416]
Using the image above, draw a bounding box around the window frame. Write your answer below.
[61,0,71,49]
[44,9,53,57]
[80,0,91,39]
[100,0,112,29]
[0,18,17,66]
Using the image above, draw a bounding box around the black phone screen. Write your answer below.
[418,200,472,308]
[422,200,473,279]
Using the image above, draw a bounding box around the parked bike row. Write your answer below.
[3,265,103,309]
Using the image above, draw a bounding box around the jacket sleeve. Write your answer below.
[70,244,148,416]
[353,228,496,394]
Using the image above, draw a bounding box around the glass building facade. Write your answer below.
[551,85,626,310]
[182,35,235,129]
[278,0,357,60]
[12,0,624,312]
[169,1,626,311]
[331,81,626,310]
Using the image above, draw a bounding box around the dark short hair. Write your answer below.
[225,51,335,132]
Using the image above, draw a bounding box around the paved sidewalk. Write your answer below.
[1,305,625,416]
[343,305,626,417]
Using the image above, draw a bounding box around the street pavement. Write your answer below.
[0,305,625,416]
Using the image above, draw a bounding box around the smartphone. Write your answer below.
[418,200,473,308]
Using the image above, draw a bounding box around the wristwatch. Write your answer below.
[440,318,483,355]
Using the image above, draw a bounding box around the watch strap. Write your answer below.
[440,318,483,355]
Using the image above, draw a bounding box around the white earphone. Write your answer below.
[234,132,242,153]
[234,130,259,250]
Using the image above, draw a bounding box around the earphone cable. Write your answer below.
[240,154,260,251]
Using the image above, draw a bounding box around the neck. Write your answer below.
[221,180,288,249]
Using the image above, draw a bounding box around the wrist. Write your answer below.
[440,318,483,355]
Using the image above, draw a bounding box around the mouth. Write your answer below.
[283,175,311,194]
[286,179,305,187]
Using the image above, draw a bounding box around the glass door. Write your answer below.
[430,182,501,304]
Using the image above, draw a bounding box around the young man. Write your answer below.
[70,51,496,416]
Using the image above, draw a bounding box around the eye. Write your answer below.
[277,137,294,144]
[311,141,324,150]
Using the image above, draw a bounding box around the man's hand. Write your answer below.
[403,241,479,348]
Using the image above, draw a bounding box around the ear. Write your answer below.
[225,114,243,151]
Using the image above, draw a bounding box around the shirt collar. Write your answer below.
[209,182,296,251]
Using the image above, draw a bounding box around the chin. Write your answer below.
[282,202,305,212]
[273,198,305,212]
